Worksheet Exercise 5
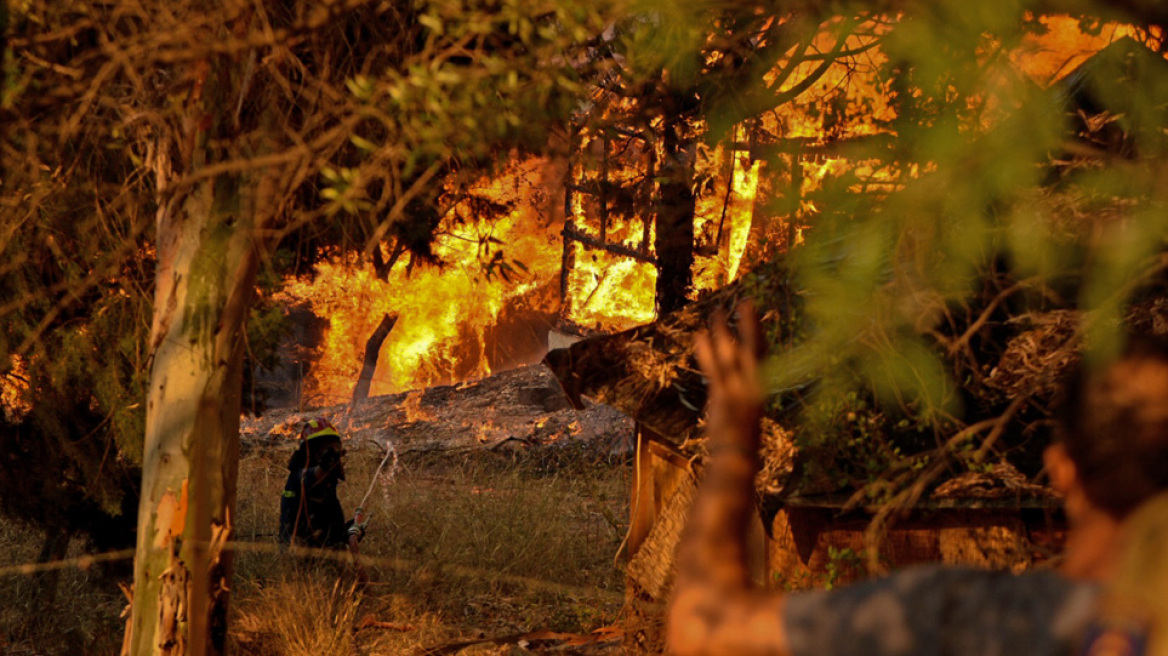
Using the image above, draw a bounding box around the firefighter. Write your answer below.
[279,417,367,580]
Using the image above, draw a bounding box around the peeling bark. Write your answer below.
[128,167,258,655]
[127,45,272,655]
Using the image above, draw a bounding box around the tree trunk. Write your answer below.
[127,50,272,656]
[127,170,259,656]
[29,530,71,632]
[654,103,697,316]
[352,312,399,403]
[1,1,8,149]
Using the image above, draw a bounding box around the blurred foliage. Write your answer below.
[567,0,1168,511]
[725,1,1168,506]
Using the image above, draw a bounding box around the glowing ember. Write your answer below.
[401,390,435,424]
[465,418,502,444]
[0,356,31,423]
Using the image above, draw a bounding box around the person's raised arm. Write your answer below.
[667,301,790,656]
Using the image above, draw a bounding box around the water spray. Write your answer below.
[353,436,398,531]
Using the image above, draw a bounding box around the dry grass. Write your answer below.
[0,527,129,655]
[0,439,630,655]
[234,576,364,654]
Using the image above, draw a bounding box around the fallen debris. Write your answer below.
[416,625,624,655]
[356,614,414,633]
[241,364,634,459]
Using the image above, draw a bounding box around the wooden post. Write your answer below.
[560,123,577,316]
[599,134,609,243]
[787,152,803,250]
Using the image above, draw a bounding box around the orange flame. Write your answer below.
[280,16,1148,404]
[0,356,31,423]
[282,156,564,403]
[466,418,501,444]
[1014,15,1149,85]
[401,390,435,423]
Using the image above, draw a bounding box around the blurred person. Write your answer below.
[279,417,367,581]
[667,302,1168,656]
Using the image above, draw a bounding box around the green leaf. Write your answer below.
[349,135,377,152]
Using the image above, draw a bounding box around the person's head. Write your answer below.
[1048,334,1168,521]
[288,417,346,480]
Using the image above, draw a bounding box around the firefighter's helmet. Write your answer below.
[302,417,340,441]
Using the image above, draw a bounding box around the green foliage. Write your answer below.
[0,176,151,541]
[341,0,614,180]
[822,546,865,590]
[792,387,932,499]
[616,4,708,86]
[775,545,868,592]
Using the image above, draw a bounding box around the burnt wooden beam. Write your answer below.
[543,267,793,446]
[563,224,658,265]
[643,146,656,253]
[564,180,605,196]
[600,135,609,243]
[543,321,708,444]
[725,133,897,158]
[609,125,652,142]
[561,127,578,312]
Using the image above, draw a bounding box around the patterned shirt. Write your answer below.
[784,566,1100,656]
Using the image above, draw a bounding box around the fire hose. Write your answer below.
[350,439,398,536]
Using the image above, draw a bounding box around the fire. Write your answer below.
[562,123,658,331]
[0,355,32,423]
[765,19,897,140]
[1013,15,1150,85]
[693,146,764,292]
[281,157,564,403]
[564,245,657,330]
[278,15,1149,405]
[743,14,1157,250]
[401,390,435,423]
[565,116,767,330]
[465,418,502,444]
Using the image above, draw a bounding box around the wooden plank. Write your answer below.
[562,225,657,265]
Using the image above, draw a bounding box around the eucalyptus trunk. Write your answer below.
[127,172,259,655]
[127,51,271,656]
